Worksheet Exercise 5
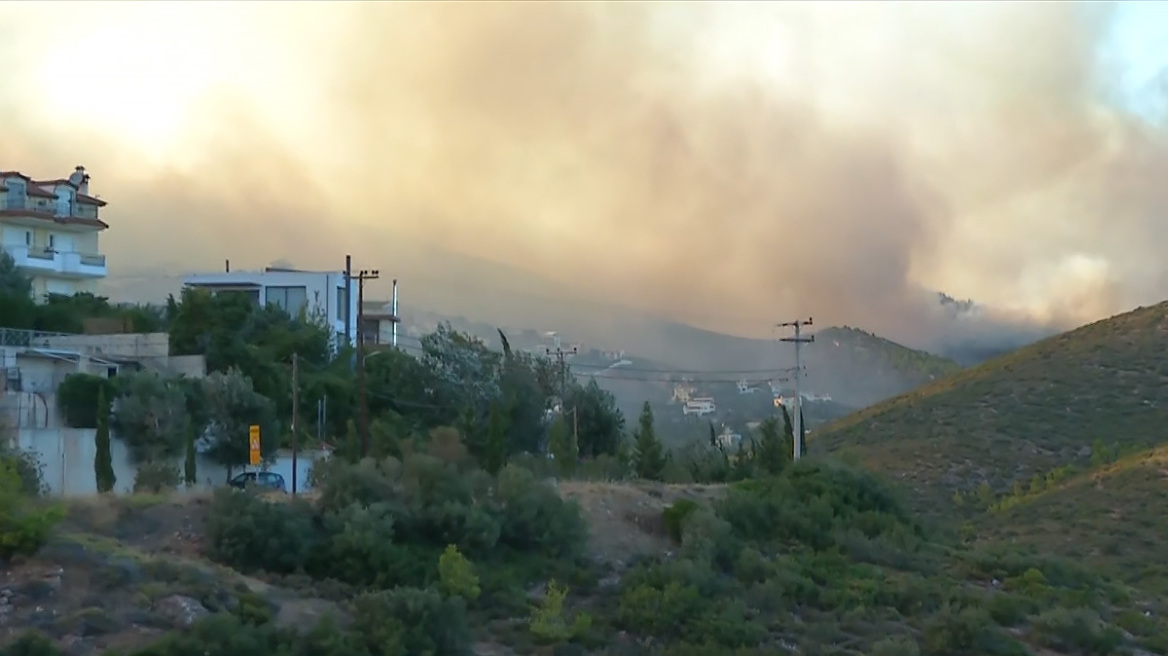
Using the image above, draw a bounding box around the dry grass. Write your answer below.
[557,480,724,566]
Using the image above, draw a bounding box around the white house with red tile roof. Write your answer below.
[0,166,108,299]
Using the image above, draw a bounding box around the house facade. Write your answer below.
[182,267,359,346]
[0,166,108,299]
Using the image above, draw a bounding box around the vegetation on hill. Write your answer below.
[805,326,963,407]
[975,444,1168,607]
[813,301,1168,515]
[5,256,1168,654]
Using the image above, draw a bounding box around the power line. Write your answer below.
[778,317,814,462]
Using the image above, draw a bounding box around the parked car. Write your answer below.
[227,471,287,493]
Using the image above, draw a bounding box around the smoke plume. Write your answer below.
[2,2,1167,353]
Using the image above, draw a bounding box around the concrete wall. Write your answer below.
[41,333,170,358]
[136,354,206,379]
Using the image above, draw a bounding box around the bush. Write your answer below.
[1030,607,1124,656]
[530,580,592,644]
[438,544,481,602]
[351,587,472,656]
[871,635,921,656]
[495,465,587,558]
[205,488,316,574]
[0,632,63,656]
[0,459,63,562]
[133,460,181,494]
[56,373,113,429]
[662,498,700,544]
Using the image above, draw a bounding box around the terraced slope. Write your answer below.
[813,301,1168,513]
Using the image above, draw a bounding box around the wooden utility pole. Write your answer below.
[778,317,814,461]
[291,352,299,496]
[355,268,380,458]
[546,339,578,456]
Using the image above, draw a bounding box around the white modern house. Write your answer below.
[182,267,359,346]
[683,396,716,416]
[0,166,108,299]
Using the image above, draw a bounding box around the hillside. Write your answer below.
[976,445,1168,604]
[814,300,1168,514]
[7,462,1168,655]
[810,326,963,406]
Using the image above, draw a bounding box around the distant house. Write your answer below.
[683,397,716,416]
[672,384,695,404]
[359,301,401,346]
[716,426,742,450]
[736,379,757,394]
[182,267,358,347]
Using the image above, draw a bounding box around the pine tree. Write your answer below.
[755,416,788,476]
[94,387,116,493]
[183,421,198,487]
[632,402,667,481]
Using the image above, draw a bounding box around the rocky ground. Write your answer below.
[0,482,720,655]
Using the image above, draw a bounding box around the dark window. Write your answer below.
[267,286,308,316]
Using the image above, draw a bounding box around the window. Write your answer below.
[24,231,30,246]
[266,285,308,317]
[4,180,25,209]
[48,234,55,250]
[336,286,348,322]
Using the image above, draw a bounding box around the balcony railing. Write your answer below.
[79,253,106,266]
[1,195,100,220]
[0,328,73,348]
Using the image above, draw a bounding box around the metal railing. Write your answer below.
[0,328,75,348]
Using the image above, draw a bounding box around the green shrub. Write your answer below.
[530,580,592,644]
[495,465,587,558]
[0,631,64,656]
[0,459,63,561]
[133,460,180,494]
[205,488,316,574]
[438,544,481,601]
[1030,607,1124,656]
[662,498,700,544]
[921,604,1028,656]
[351,587,472,656]
[56,373,113,429]
[871,635,921,656]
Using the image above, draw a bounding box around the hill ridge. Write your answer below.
[814,299,1168,513]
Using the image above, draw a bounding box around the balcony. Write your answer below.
[1,195,101,221]
[1,244,107,279]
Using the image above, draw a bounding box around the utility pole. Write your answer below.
[778,317,814,461]
[546,339,577,455]
[355,268,380,458]
[291,352,299,496]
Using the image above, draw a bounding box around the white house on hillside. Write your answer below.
[683,397,716,416]
[0,166,108,299]
[182,267,359,346]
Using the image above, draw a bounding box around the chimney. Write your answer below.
[68,165,86,189]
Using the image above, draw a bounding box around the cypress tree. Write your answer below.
[94,387,116,493]
[632,402,667,481]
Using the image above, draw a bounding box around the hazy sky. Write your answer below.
[2,1,1167,345]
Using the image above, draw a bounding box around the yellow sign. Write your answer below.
[248,424,261,466]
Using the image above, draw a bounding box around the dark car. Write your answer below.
[227,471,287,492]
